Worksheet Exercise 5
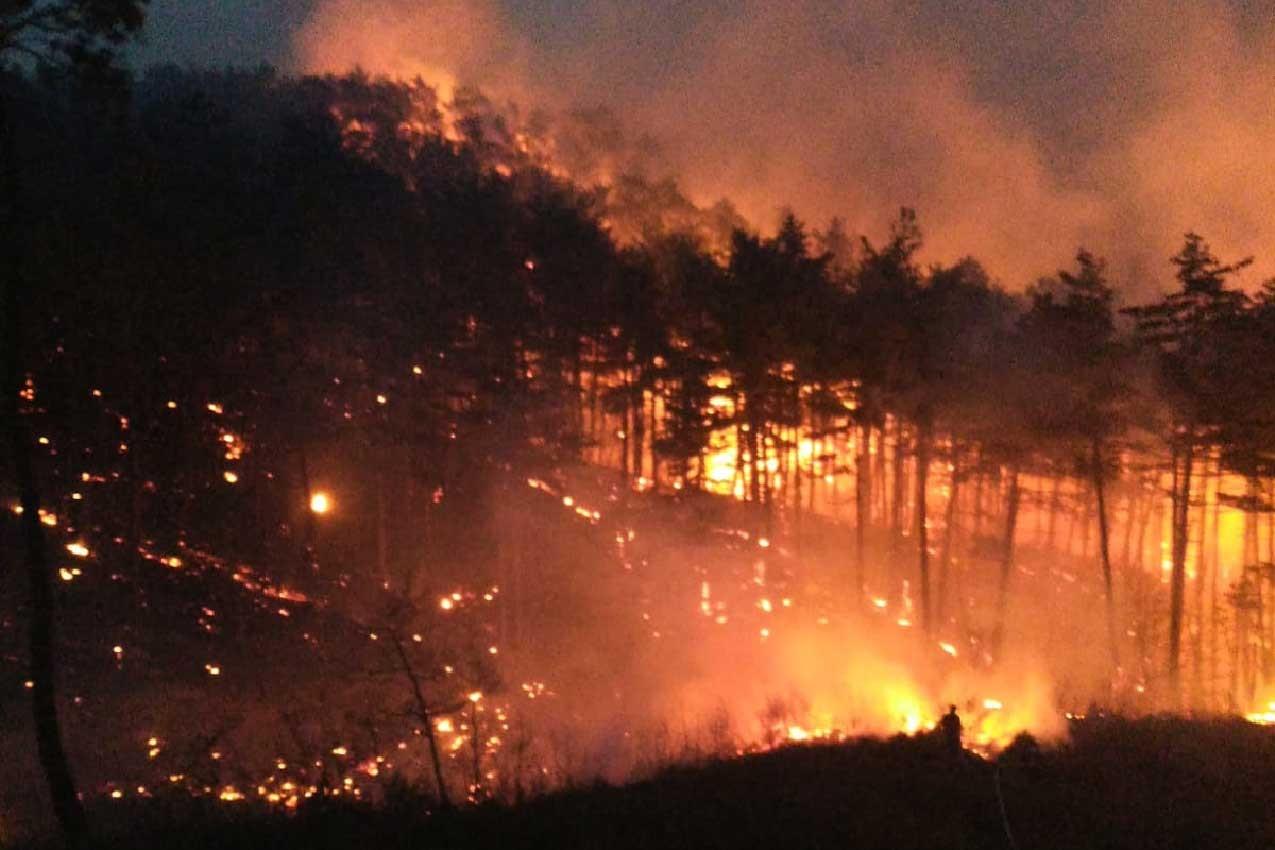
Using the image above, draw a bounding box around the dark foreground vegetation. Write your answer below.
[38,718,1274,850]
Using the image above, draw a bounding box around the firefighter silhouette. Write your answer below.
[939,704,962,756]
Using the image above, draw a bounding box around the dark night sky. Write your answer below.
[131,1,1275,291]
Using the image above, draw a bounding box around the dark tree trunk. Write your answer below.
[1192,453,1210,708]
[891,419,906,539]
[1091,438,1119,672]
[855,423,869,596]
[970,460,986,543]
[1046,474,1061,551]
[0,92,90,844]
[1119,488,1136,570]
[994,466,1021,658]
[1168,434,1195,705]
[1209,481,1221,708]
[914,416,932,633]
[937,451,961,625]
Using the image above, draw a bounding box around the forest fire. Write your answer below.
[8,8,1275,847]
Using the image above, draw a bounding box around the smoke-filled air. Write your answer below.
[294,0,1275,292]
[6,1,1275,848]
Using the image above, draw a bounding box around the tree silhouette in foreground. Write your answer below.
[2,0,149,841]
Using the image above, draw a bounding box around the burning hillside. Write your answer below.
[5,56,1275,848]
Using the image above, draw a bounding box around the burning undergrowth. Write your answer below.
[10,63,1275,846]
[0,456,1071,837]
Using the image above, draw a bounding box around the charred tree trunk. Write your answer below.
[1,92,89,844]
[1209,481,1221,708]
[874,424,887,525]
[1119,488,1136,570]
[971,460,986,544]
[938,452,961,625]
[891,418,906,540]
[855,422,870,595]
[1192,453,1211,708]
[1168,433,1195,706]
[1091,437,1119,673]
[915,415,932,634]
[993,466,1021,658]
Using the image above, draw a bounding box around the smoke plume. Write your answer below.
[293,0,1275,292]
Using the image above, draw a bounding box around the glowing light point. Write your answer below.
[223,471,239,484]
[376,394,388,405]
[309,492,331,514]
[439,597,454,611]
[66,542,89,558]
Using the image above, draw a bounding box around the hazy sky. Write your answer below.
[133,1,1275,294]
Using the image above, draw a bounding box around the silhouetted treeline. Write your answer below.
[9,67,1275,711]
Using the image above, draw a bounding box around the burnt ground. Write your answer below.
[38,715,1275,850]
